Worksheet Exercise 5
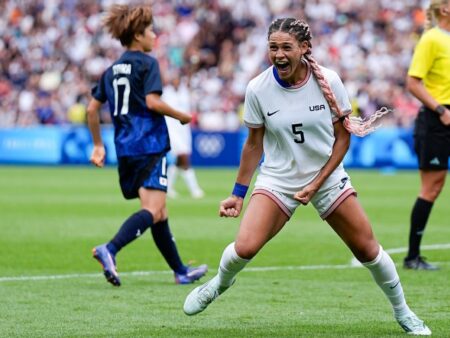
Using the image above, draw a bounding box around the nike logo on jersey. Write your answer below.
[429,157,440,165]
[309,104,326,111]
[339,177,348,189]
[267,110,280,116]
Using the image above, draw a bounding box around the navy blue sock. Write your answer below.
[406,198,433,260]
[109,209,153,254]
[151,219,187,274]
[106,242,118,256]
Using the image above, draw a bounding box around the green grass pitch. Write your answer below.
[0,166,448,337]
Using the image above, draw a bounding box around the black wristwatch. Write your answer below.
[435,105,446,116]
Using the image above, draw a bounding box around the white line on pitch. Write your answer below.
[0,264,357,283]
[1,244,449,283]
[384,243,450,254]
[350,243,450,267]
[0,270,171,282]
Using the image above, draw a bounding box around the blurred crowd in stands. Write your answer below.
[0,0,427,130]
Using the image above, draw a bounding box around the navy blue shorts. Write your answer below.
[414,105,450,170]
[118,153,168,199]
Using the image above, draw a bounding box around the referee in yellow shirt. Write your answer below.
[404,0,450,270]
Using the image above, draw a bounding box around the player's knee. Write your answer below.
[235,242,259,259]
[421,175,446,201]
[421,185,443,201]
[142,207,165,223]
[353,239,379,263]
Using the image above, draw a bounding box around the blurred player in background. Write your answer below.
[86,4,207,286]
[184,18,431,335]
[404,0,450,271]
[163,75,204,199]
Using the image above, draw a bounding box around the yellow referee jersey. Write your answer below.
[408,27,450,105]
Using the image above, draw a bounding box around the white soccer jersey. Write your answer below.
[244,63,352,195]
[163,84,193,155]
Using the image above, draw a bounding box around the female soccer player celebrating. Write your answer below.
[184,18,431,335]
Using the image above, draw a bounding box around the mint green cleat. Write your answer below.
[396,312,431,335]
[183,276,233,315]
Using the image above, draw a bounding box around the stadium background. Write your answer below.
[0,0,443,169]
[1,1,450,337]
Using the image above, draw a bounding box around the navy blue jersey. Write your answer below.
[92,51,170,157]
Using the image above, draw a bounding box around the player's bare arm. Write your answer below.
[146,93,192,124]
[219,127,264,218]
[406,76,450,126]
[86,98,106,167]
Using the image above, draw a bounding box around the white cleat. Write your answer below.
[183,276,231,315]
[396,312,431,335]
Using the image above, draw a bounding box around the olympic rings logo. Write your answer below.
[195,134,225,158]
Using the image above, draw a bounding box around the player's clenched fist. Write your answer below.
[219,196,244,218]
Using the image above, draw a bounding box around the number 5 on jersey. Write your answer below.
[292,123,305,144]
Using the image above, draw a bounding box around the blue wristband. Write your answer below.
[232,183,249,198]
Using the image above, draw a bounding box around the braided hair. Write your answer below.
[268,18,389,136]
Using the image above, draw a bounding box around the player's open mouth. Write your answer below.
[275,61,290,76]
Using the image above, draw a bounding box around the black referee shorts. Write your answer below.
[414,105,450,170]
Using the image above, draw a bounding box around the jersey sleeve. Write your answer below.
[243,85,264,128]
[329,72,352,122]
[91,72,107,103]
[143,58,163,96]
[407,32,435,79]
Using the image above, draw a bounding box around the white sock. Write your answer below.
[217,242,249,288]
[167,165,178,192]
[181,168,202,194]
[363,246,411,317]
